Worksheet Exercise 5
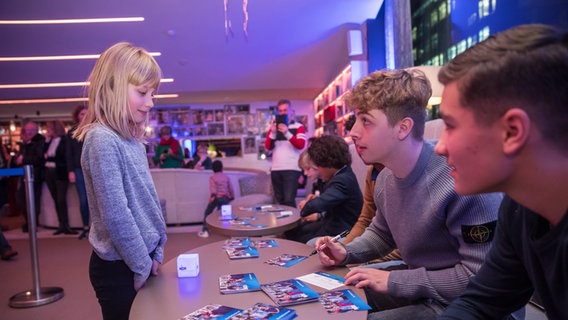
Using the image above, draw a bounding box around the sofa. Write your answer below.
[39,168,265,227]
[149,168,261,224]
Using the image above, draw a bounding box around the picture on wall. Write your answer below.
[204,110,215,122]
[191,126,206,137]
[214,109,225,122]
[256,109,271,134]
[245,113,258,135]
[294,115,309,132]
[235,104,250,113]
[227,114,246,135]
[173,126,191,138]
[171,109,191,127]
[207,123,225,136]
[148,110,158,124]
[157,110,170,125]
[224,104,250,115]
[192,109,204,126]
[243,136,257,154]
[224,104,235,115]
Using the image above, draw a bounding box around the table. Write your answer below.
[205,204,301,237]
[130,238,367,320]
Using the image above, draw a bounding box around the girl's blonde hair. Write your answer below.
[74,42,162,142]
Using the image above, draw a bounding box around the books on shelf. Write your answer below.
[264,254,307,268]
[219,273,261,294]
[318,289,371,314]
[225,247,259,260]
[228,302,296,320]
[260,279,319,307]
[178,304,242,320]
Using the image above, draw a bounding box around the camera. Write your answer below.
[275,114,288,126]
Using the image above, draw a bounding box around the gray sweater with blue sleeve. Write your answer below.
[81,124,167,283]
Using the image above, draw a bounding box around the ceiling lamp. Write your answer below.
[0,17,144,25]
[0,78,173,89]
[0,94,179,105]
[224,0,248,41]
[0,52,160,62]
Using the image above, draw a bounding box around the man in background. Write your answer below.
[15,120,45,232]
[264,99,306,207]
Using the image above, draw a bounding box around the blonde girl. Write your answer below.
[74,42,167,320]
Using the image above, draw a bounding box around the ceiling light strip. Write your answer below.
[0,52,161,62]
[0,17,144,25]
[0,94,179,105]
[0,78,174,89]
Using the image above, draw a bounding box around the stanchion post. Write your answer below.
[9,165,65,308]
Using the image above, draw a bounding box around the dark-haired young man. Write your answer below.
[435,24,568,320]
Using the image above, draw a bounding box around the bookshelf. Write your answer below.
[312,65,354,138]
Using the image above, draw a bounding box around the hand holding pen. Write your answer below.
[310,230,350,256]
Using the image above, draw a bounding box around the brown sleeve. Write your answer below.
[344,165,380,244]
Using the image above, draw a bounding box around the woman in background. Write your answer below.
[67,105,90,239]
[44,120,76,235]
[74,42,167,320]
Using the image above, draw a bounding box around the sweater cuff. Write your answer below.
[285,131,293,140]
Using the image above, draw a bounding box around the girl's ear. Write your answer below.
[500,108,530,156]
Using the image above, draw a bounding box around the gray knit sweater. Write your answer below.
[344,141,503,305]
[82,125,167,283]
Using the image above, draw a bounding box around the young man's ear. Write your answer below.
[397,117,414,140]
[501,108,530,155]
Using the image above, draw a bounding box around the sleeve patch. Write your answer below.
[461,221,497,244]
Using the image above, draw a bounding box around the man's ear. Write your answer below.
[501,108,530,155]
[397,117,414,140]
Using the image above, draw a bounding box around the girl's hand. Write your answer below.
[151,259,160,276]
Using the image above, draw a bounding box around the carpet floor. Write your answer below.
[0,224,228,320]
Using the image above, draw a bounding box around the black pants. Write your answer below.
[271,170,301,208]
[17,178,42,227]
[45,168,70,226]
[89,252,137,320]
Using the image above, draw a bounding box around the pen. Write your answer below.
[309,230,350,256]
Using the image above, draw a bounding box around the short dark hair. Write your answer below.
[160,126,172,136]
[307,135,351,169]
[439,24,568,153]
[276,99,291,107]
[212,160,223,172]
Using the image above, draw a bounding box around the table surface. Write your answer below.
[130,238,367,320]
[205,204,301,237]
